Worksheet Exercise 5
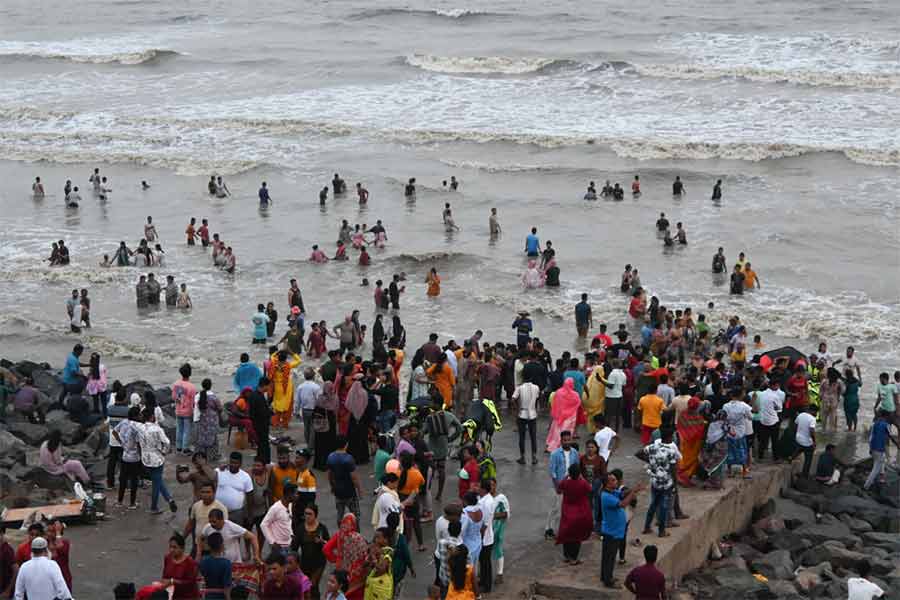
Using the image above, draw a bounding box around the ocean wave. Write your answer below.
[633,63,900,89]
[0,264,134,285]
[404,54,575,75]
[388,252,480,268]
[350,7,500,20]
[0,47,179,65]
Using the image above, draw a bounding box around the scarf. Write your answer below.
[336,514,369,581]
[551,378,581,425]
[346,380,369,420]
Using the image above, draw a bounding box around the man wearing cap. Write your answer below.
[14,537,72,600]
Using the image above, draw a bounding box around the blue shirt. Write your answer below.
[326,451,357,499]
[258,186,270,204]
[548,447,578,484]
[513,318,533,340]
[870,419,890,452]
[641,324,653,347]
[575,302,591,326]
[62,353,81,384]
[199,555,232,600]
[563,370,586,396]
[525,234,539,255]
[601,490,626,538]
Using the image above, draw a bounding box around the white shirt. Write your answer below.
[261,501,293,547]
[513,382,540,420]
[723,400,752,438]
[513,360,525,387]
[433,515,449,559]
[606,369,626,398]
[296,380,323,411]
[656,384,675,406]
[215,468,253,511]
[138,422,170,467]
[445,350,458,377]
[372,488,404,533]
[593,427,617,461]
[795,413,816,447]
[478,493,496,546]
[202,520,248,563]
[757,389,785,426]
[847,577,884,600]
[14,555,72,600]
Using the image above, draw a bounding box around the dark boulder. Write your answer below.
[794,514,860,548]
[749,549,794,580]
[6,421,50,446]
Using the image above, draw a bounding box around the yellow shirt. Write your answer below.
[270,465,299,502]
[296,468,317,494]
[638,394,665,429]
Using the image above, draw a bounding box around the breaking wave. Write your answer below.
[350,7,500,20]
[633,62,900,89]
[0,46,180,65]
[404,54,575,75]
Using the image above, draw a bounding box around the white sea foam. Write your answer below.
[0,42,179,65]
[633,63,900,89]
[404,54,560,75]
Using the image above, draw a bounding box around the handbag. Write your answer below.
[312,409,330,433]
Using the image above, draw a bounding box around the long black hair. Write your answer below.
[199,378,212,411]
[449,546,469,590]
[89,353,101,380]
[46,429,62,452]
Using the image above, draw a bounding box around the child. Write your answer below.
[324,570,349,600]
[198,532,232,600]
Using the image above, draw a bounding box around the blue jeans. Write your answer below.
[643,486,672,536]
[377,410,397,434]
[148,465,172,510]
[176,416,192,451]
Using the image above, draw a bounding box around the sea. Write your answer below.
[0,0,898,397]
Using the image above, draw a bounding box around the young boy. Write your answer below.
[198,532,231,600]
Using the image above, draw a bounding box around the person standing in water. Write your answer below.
[186,218,198,245]
[356,182,368,204]
[525,227,540,257]
[489,208,501,237]
[32,177,45,198]
[208,176,217,195]
[259,182,272,207]
[631,175,641,196]
[711,179,722,201]
[711,247,726,274]
[426,268,441,297]
[319,187,328,205]
[672,176,684,196]
[215,176,230,198]
[65,186,81,208]
[145,216,158,242]
[675,222,687,244]
[450,176,459,191]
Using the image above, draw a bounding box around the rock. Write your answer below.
[765,580,802,600]
[795,514,860,547]
[0,430,27,463]
[826,495,899,533]
[780,487,821,511]
[773,497,816,529]
[861,531,900,552]
[730,542,763,562]
[710,567,768,600]
[154,386,173,407]
[753,498,777,521]
[83,428,107,454]
[13,361,51,378]
[50,419,86,446]
[838,513,873,534]
[768,529,813,555]
[6,421,50,446]
[800,541,868,571]
[792,477,823,494]
[19,466,72,492]
[752,516,786,536]
[750,549,795,580]
[31,369,62,398]
[124,381,155,403]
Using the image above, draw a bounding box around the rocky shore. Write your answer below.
[0,358,174,509]
[678,458,900,600]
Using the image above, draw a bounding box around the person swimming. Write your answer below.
[584,182,597,201]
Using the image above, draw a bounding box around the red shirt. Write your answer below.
[628,297,643,318]
[625,563,666,599]
[163,554,200,599]
[458,459,479,499]
[261,575,303,600]
[15,541,31,565]
[49,537,72,590]
[786,375,808,408]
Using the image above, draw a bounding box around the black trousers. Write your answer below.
[479,544,494,592]
[562,542,581,561]
[118,460,141,505]
[517,418,537,457]
[756,422,779,459]
[796,444,814,477]
[601,535,621,585]
[606,396,622,432]
[107,446,123,487]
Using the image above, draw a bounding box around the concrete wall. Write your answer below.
[658,462,796,584]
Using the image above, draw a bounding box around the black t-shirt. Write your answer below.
[673,181,683,195]
[373,384,399,412]
[730,272,745,294]
[404,184,415,196]
[656,218,669,231]
[522,361,548,389]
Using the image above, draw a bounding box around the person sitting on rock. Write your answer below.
[13,376,46,424]
[39,429,91,485]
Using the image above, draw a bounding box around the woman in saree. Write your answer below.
[323,513,370,600]
[546,378,583,452]
[699,410,728,490]
[268,349,301,430]
[522,259,545,289]
[676,396,707,486]
[313,381,339,471]
[336,364,355,436]
[581,368,606,434]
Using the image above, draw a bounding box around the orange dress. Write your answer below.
[426,273,441,297]
[445,564,476,600]
[427,363,456,409]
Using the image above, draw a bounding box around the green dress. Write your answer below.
[492,493,509,559]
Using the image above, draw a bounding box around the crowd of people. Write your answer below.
[17,168,898,600]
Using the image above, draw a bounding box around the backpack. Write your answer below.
[478,455,497,482]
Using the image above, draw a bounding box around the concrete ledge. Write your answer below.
[527,461,796,599]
